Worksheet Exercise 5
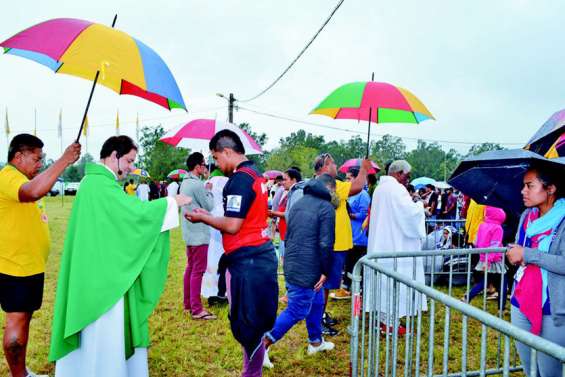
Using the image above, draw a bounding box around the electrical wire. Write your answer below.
[238,0,345,103]
[238,105,525,147]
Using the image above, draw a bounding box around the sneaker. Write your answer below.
[26,367,48,377]
[208,296,228,307]
[263,348,274,369]
[486,292,499,301]
[329,288,351,300]
[322,312,338,326]
[321,324,339,336]
[307,340,335,355]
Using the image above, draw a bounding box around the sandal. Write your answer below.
[192,310,217,320]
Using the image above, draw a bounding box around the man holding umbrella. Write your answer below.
[0,134,80,377]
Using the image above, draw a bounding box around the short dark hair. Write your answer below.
[275,175,284,182]
[290,166,302,173]
[8,133,43,161]
[285,168,302,182]
[348,167,360,178]
[407,184,416,194]
[317,173,336,190]
[314,153,333,172]
[367,174,377,185]
[209,129,245,154]
[100,135,138,159]
[426,183,435,190]
[186,152,205,171]
[531,166,565,199]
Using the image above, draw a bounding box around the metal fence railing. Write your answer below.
[349,248,565,377]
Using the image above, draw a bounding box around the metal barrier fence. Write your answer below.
[349,248,565,377]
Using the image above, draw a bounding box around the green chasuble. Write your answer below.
[49,163,171,361]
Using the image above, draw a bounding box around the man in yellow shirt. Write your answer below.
[313,153,371,336]
[0,134,80,377]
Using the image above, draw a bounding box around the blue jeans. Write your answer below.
[511,305,565,377]
[266,283,324,344]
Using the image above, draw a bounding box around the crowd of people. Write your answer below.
[0,129,563,377]
[123,177,180,202]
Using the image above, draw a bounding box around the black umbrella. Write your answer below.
[525,109,565,156]
[449,149,565,214]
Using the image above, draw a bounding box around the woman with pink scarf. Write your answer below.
[506,167,565,377]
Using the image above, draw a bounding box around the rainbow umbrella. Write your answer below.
[311,78,434,156]
[130,168,150,178]
[339,159,380,175]
[0,17,186,141]
[167,169,188,180]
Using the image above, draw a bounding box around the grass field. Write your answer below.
[1,197,524,377]
[0,197,353,377]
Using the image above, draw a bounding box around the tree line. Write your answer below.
[31,124,504,182]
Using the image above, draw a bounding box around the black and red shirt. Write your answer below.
[222,161,270,253]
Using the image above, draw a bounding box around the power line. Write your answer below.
[238,105,525,147]
[238,0,345,103]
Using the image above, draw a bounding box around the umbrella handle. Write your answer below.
[366,107,372,158]
[75,70,100,143]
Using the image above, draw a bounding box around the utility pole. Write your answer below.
[228,93,235,123]
[218,92,237,123]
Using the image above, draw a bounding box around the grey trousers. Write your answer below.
[511,305,565,377]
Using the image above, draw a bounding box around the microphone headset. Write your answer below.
[116,151,123,176]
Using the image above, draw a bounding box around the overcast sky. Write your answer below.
[1,0,565,162]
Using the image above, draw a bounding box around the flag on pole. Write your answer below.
[4,108,9,138]
[115,110,120,136]
[136,113,140,142]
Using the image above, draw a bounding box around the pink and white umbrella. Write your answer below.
[160,119,263,155]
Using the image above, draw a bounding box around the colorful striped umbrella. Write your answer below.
[339,159,380,175]
[0,17,186,141]
[167,169,188,180]
[311,79,434,156]
[525,109,565,158]
[160,119,263,155]
[130,168,150,178]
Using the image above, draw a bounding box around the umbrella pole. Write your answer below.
[366,107,372,158]
[75,15,117,143]
[75,70,100,143]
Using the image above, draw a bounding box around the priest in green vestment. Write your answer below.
[49,136,191,377]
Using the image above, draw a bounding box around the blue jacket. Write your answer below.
[348,190,371,247]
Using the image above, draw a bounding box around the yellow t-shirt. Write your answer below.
[465,200,485,246]
[0,165,50,276]
[125,183,137,196]
[334,180,353,251]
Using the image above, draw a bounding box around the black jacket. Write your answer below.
[284,179,336,288]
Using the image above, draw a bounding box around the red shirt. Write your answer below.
[222,161,270,253]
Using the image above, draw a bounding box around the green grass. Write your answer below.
[0,197,352,376]
[1,197,521,376]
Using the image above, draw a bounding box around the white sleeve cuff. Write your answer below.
[161,197,180,232]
